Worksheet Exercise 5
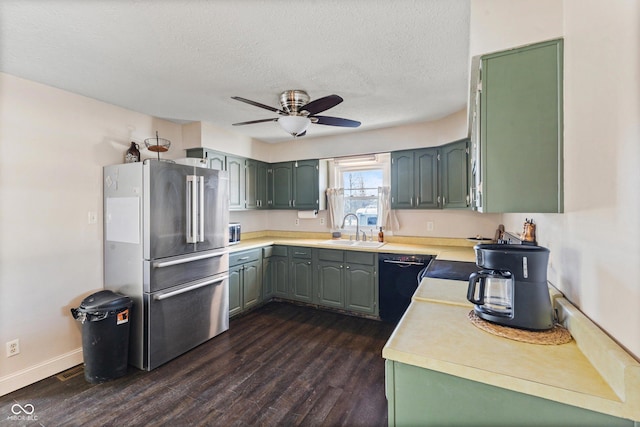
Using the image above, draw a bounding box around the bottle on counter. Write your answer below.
[378,227,384,243]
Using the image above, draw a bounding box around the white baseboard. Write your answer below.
[0,348,83,397]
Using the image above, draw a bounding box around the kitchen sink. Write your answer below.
[321,240,385,249]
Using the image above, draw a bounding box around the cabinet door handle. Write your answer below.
[346,265,350,269]
[238,256,250,261]
[410,197,413,207]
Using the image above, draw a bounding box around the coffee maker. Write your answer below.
[467,244,554,331]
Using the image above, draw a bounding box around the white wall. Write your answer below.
[471,0,640,359]
[0,73,186,394]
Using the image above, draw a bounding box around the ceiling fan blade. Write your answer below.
[313,116,361,128]
[231,96,286,114]
[232,118,278,126]
[300,95,343,115]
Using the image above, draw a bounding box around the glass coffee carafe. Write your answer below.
[467,270,514,317]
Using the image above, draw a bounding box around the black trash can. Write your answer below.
[71,290,133,383]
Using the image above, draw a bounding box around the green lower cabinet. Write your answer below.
[344,251,377,315]
[262,247,274,300]
[290,247,314,303]
[345,263,376,315]
[385,360,634,427]
[272,255,289,298]
[316,262,344,308]
[313,249,377,315]
[315,252,345,309]
[228,265,242,317]
[229,249,262,318]
[242,260,261,309]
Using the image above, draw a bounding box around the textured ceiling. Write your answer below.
[0,0,470,143]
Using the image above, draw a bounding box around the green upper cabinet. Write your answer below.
[293,160,320,210]
[185,148,246,210]
[472,39,563,213]
[185,148,225,170]
[391,147,440,209]
[414,148,439,209]
[245,159,269,209]
[390,151,415,209]
[440,139,470,209]
[269,159,327,210]
[270,162,293,209]
[226,155,245,211]
[391,140,469,210]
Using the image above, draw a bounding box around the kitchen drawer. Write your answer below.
[317,249,344,262]
[271,245,288,257]
[263,246,273,258]
[230,249,261,267]
[290,247,312,259]
[345,251,375,266]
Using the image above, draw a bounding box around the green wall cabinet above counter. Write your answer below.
[269,160,327,210]
[186,148,327,211]
[470,39,564,213]
[391,138,470,210]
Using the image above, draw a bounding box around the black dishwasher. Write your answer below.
[378,253,433,323]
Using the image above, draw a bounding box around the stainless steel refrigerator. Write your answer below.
[103,160,229,370]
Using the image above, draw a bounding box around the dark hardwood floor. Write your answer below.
[1,302,396,426]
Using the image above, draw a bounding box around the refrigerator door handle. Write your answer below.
[186,175,198,243]
[198,175,205,242]
[152,250,227,268]
[153,275,228,301]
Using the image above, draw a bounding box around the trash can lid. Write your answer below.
[79,290,132,313]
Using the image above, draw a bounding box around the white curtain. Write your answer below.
[377,186,399,231]
[326,188,344,229]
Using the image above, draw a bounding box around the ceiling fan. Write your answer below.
[231,90,361,137]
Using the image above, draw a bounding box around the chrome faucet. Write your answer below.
[341,213,362,241]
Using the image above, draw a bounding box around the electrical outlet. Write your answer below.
[6,339,19,357]
[427,221,434,231]
[295,218,299,226]
[88,211,97,224]
[320,217,325,225]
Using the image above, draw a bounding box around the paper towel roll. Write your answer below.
[297,210,318,219]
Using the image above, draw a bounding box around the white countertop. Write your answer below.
[383,277,640,422]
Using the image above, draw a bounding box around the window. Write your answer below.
[330,153,390,229]
[343,170,382,226]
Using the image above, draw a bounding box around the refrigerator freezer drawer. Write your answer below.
[143,272,229,370]
[145,249,229,293]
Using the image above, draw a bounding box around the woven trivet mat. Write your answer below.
[468,310,572,345]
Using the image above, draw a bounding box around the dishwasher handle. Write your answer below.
[382,259,426,267]
[153,275,228,301]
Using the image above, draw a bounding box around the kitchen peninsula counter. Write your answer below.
[383,277,640,425]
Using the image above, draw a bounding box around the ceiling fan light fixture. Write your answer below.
[278,115,311,137]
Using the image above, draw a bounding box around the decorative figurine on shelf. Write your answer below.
[125,141,140,163]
